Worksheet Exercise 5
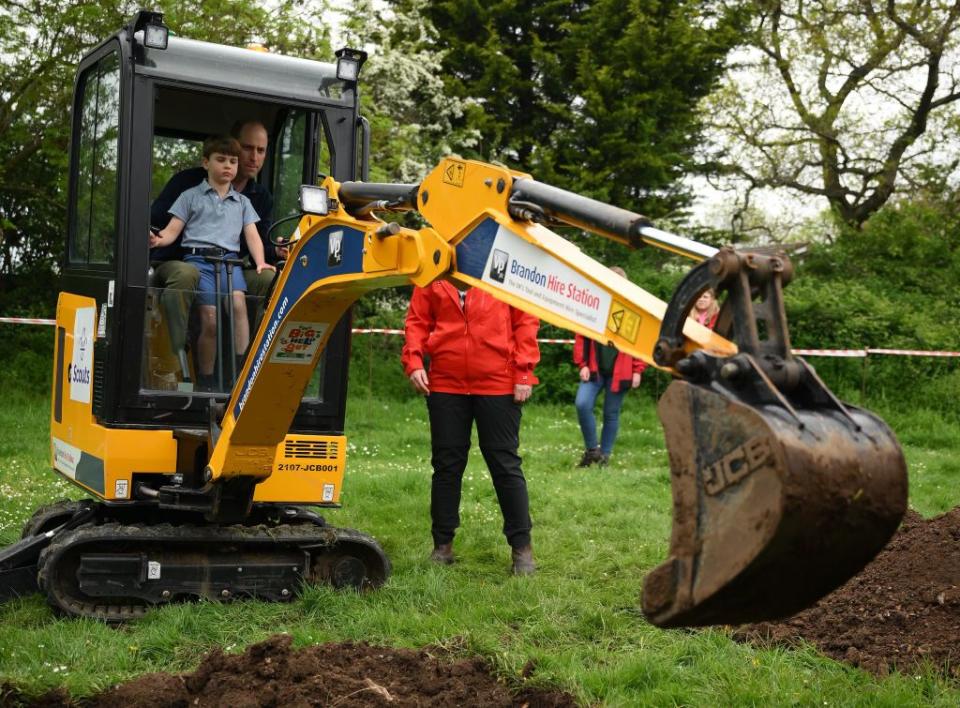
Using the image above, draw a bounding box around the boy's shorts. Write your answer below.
[184,253,247,307]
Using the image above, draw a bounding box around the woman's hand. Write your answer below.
[409,368,430,395]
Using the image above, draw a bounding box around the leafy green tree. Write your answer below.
[703,0,960,229]
[0,0,333,305]
[416,0,748,217]
[339,0,479,183]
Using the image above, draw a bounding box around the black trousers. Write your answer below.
[426,392,532,549]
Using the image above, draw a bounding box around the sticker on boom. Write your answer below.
[700,436,776,496]
[269,321,329,364]
[607,301,641,343]
[442,159,466,187]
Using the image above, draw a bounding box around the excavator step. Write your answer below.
[36,521,390,622]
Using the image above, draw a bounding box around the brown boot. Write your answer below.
[511,545,536,576]
[429,542,455,565]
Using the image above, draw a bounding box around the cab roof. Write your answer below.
[136,35,351,107]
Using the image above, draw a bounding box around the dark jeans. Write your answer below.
[426,392,532,549]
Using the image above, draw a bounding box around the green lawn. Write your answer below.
[1,387,958,705]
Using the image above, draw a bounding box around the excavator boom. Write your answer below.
[195,158,906,627]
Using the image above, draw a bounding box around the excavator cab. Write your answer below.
[65,11,358,424]
[0,12,391,618]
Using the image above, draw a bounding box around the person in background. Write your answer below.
[573,266,647,468]
[402,281,540,576]
[692,288,720,329]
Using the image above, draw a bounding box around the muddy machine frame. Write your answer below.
[0,14,907,626]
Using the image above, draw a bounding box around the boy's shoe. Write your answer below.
[511,545,536,576]
[577,447,603,467]
[429,543,455,565]
[598,453,610,467]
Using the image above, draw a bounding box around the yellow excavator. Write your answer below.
[0,11,907,626]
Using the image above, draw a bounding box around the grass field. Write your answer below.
[0,385,958,705]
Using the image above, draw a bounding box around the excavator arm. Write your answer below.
[198,158,907,628]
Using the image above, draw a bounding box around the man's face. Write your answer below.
[237,123,268,181]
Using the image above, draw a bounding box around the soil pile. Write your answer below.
[3,634,575,707]
[738,508,960,677]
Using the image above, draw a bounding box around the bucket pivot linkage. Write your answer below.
[644,247,907,628]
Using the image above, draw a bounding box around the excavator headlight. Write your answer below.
[130,10,168,50]
[300,185,330,216]
[143,22,169,50]
[335,48,367,83]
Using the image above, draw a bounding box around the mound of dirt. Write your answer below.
[3,635,575,707]
[737,507,960,677]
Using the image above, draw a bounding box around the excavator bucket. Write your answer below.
[643,249,908,627]
[643,373,907,627]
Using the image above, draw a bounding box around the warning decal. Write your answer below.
[442,159,466,187]
[607,301,642,343]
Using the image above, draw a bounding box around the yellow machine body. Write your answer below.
[51,293,346,506]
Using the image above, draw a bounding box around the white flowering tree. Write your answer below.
[338,0,479,183]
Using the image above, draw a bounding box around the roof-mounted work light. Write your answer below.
[130,10,169,50]
[335,48,368,83]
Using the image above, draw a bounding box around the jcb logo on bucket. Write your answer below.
[701,436,775,496]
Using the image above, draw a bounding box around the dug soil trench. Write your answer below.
[3,634,575,707]
[738,507,960,677]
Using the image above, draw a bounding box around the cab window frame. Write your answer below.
[67,41,123,271]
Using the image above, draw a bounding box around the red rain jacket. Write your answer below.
[402,282,540,395]
[573,334,647,393]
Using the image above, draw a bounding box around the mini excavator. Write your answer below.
[0,12,908,625]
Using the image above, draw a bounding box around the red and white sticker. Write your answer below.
[269,321,329,364]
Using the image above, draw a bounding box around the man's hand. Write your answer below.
[256,262,277,274]
[579,366,591,382]
[409,368,430,395]
[631,372,642,389]
[276,245,290,261]
[514,384,532,404]
[148,231,161,248]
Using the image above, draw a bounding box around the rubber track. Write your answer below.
[20,499,88,539]
[37,521,388,622]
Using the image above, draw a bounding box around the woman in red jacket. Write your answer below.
[401,281,540,575]
[573,267,646,467]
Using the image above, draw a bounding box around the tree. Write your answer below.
[418,0,748,217]
[702,0,960,229]
[0,0,333,293]
[556,0,749,215]
[338,0,479,183]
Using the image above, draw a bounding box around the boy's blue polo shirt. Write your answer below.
[149,166,275,262]
[168,181,259,251]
